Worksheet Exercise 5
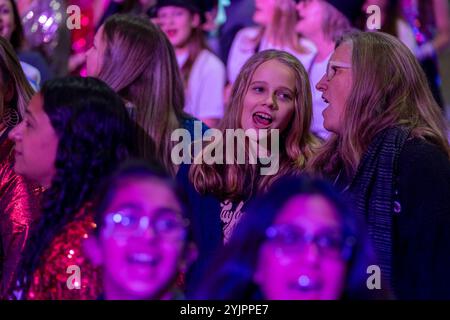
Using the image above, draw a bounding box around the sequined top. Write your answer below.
[0,136,41,298]
[27,204,101,300]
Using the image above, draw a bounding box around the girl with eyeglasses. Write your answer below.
[85,161,197,300]
[194,175,385,300]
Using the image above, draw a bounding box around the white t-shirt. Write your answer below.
[227,26,317,83]
[308,53,332,140]
[177,49,225,120]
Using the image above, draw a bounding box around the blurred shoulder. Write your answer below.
[197,50,225,72]
[233,26,260,49]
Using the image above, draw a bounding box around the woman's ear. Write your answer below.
[191,13,201,28]
[83,236,104,266]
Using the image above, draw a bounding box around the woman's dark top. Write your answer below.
[336,131,450,299]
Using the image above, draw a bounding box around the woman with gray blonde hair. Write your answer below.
[295,0,363,139]
[311,30,450,299]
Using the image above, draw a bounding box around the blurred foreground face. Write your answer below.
[254,194,349,300]
[94,177,188,300]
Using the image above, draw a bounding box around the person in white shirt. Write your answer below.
[154,0,225,128]
[227,0,316,85]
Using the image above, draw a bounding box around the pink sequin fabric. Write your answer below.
[0,138,41,297]
[27,204,101,300]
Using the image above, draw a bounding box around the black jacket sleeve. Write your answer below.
[394,137,450,299]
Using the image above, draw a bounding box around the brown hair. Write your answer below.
[321,0,353,42]
[250,0,310,55]
[189,50,320,201]
[309,31,450,177]
[97,14,188,176]
[177,11,209,89]
[7,0,25,51]
[0,36,34,120]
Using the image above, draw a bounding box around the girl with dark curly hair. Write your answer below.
[8,76,136,299]
[0,36,39,298]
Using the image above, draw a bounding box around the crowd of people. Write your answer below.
[0,0,449,300]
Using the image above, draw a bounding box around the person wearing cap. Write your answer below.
[295,0,363,140]
[227,0,316,86]
[154,0,225,128]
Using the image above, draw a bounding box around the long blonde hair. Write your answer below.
[189,50,320,201]
[321,0,353,42]
[309,31,450,178]
[0,36,34,122]
[98,14,188,176]
[251,0,309,55]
